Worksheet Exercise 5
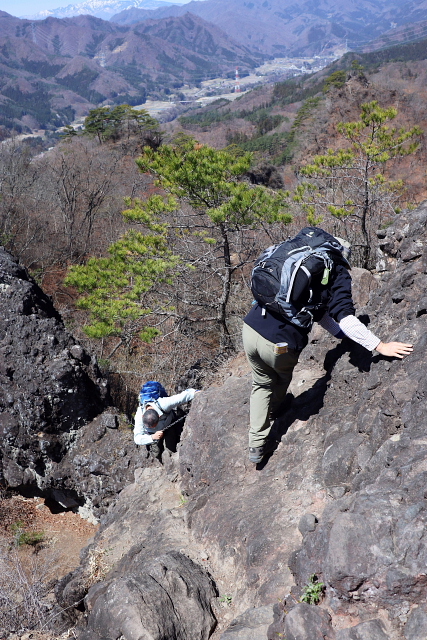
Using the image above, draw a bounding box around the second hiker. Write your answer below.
[134,381,197,458]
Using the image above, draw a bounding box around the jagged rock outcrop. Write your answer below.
[0,248,106,486]
[62,203,427,640]
[0,248,153,516]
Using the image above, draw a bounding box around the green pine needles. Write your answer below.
[66,134,291,347]
[66,226,180,341]
[295,100,422,268]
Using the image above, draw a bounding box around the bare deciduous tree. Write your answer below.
[0,139,47,267]
[41,139,126,263]
[0,537,60,636]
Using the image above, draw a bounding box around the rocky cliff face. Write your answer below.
[2,202,427,640]
[0,247,158,517]
[0,248,106,487]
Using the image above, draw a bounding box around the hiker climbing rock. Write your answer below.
[244,226,413,464]
[134,381,198,458]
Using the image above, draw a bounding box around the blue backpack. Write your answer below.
[139,381,168,406]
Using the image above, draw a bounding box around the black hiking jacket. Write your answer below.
[243,263,355,351]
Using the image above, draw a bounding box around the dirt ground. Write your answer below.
[0,494,98,576]
[0,493,98,640]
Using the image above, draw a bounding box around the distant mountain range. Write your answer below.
[21,0,192,21]
[15,0,427,58]
[111,0,427,56]
[0,10,265,132]
[4,0,427,137]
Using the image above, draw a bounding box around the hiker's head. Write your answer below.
[333,236,351,264]
[143,408,160,432]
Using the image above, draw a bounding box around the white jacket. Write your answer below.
[134,388,197,445]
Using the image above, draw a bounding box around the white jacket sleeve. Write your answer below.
[318,313,346,338]
[133,405,154,445]
[319,312,380,350]
[156,388,197,413]
[338,315,381,351]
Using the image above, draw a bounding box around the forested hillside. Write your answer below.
[167,44,427,204]
[162,50,427,275]
[0,10,264,133]
[112,0,427,55]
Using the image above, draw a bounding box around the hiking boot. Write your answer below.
[249,446,264,463]
[248,439,277,463]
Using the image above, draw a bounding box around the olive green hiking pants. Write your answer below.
[242,322,300,448]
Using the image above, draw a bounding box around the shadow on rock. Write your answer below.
[270,339,371,445]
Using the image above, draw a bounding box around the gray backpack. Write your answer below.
[251,227,350,329]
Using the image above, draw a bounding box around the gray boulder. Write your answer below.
[336,619,388,640]
[79,552,217,640]
[404,606,427,640]
[220,605,274,639]
[0,247,108,492]
[284,603,335,640]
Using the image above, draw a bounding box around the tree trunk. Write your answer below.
[217,223,234,351]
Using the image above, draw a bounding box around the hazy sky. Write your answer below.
[1,1,63,17]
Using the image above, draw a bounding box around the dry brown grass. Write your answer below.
[0,494,97,639]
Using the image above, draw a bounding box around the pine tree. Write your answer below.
[294,101,422,268]
[83,105,160,146]
[66,136,291,351]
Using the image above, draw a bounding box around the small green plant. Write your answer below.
[11,522,45,547]
[97,358,111,371]
[178,494,188,507]
[29,267,44,284]
[300,574,325,605]
[219,593,233,606]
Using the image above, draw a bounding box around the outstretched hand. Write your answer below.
[375,341,413,359]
